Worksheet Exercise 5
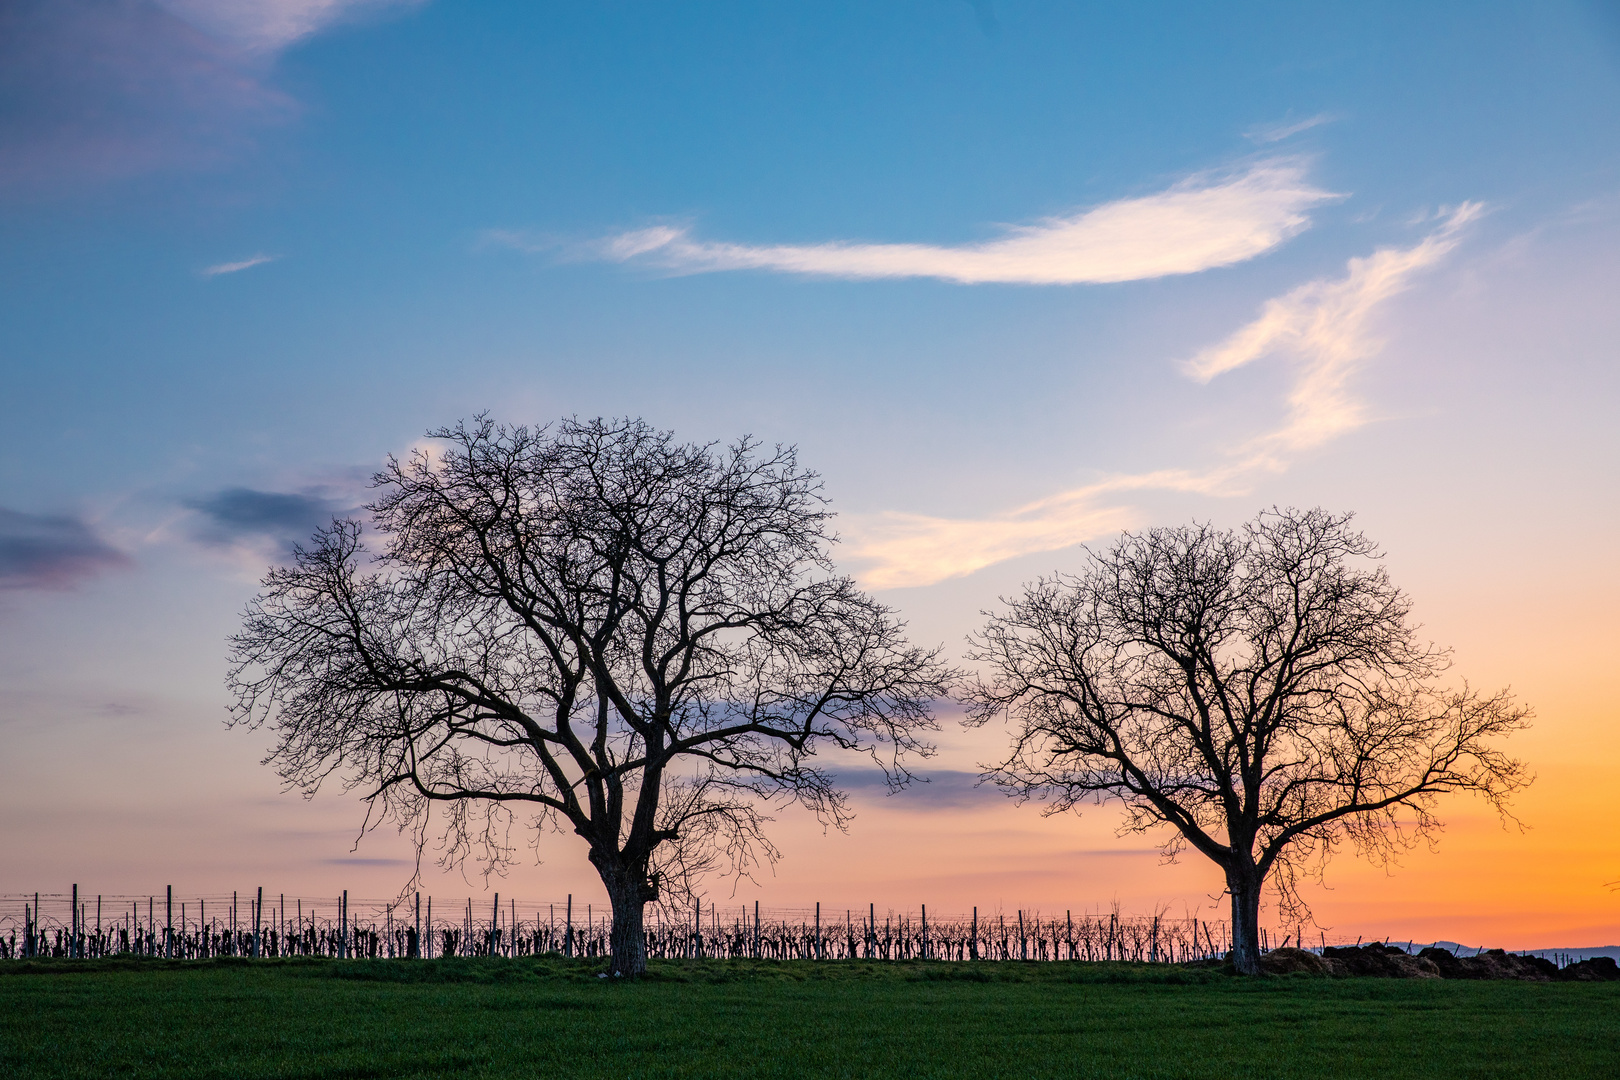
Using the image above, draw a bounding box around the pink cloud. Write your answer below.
[0,1,294,192]
[0,2,419,195]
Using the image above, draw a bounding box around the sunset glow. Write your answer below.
[2,0,1617,956]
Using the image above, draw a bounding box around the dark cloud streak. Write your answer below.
[0,506,132,590]
[186,487,358,552]
[839,768,999,810]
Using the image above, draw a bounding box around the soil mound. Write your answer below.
[1417,947,1578,981]
[1553,956,1620,982]
[1320,943,1439,978]
[1259,947,1335,976]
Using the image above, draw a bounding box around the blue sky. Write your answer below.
[3,1,1618,942]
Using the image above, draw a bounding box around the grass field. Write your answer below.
[3,957,1616,1079]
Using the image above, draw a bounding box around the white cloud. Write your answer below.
[156,0,422,52]
[1184,202,1484,457]
[543,161,1339,285]
[842,207,1483,589]
[1244,113,1335,145]
[201,253,278,276]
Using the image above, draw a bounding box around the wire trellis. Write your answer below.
[1,888,1253,963]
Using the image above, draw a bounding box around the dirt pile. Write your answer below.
[1316,943,1440,978]
[1550,955,1620,982]
[1261,944,1620,980]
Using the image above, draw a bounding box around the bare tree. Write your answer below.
[964,508,1530,975]
[227,417,953,975]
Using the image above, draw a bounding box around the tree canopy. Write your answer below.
[965,507,1530,974]
[227,416,954,974]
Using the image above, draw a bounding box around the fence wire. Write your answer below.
[3,889,1316,964]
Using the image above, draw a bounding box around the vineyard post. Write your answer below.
[754,900,760,959]
[24,900,32,959]
[815,902,821,960]
[96,894,102,959]
[71,884,79,959]
[492,893,499,957]
[1018,910,1026,961]
[694,897,702,959]
[426,896,433,958]
[165,886,173,959]
[510,897,516,958]
[1066,911,1073,961]
[1151,915,1159,963]
[565,894,573,958]
[921,905,927,961]
[971,907,978,961]
[279,894,285,958]
[868,903,875,960]
[254,887,263,959]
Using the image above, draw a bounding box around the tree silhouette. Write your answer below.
[228,416,952,975]
[965,508,1530,975]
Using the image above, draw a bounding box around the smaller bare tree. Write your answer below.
[965,508,1530,974]
[227,416,954,975]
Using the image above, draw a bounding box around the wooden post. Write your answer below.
[565,894,573,958]
[921,904,927,961]
[414,893,421,959]
[96,894,102,960]
[426,896,433,959]
[71,884,79,959]
[754,900,760,959]
[815,902,821,960]
[165,886,173,959]
[971,906,978,961]
[253,887,263,959]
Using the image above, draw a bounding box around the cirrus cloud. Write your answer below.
[843,206,1483,589]
[498,160,1340,286]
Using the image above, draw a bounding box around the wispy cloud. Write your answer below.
[0,1,422,194]
[184,486,357,555]
[505,161,1339,286]
[157,1,425,52]
[0,506,132,590]
[1184,203,1484,457]
[202,253,278,276]
[1244,113,1334,145]
[844,207,1483,589]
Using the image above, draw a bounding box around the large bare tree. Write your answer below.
[227,417,952,975]
[964,508,1530,975]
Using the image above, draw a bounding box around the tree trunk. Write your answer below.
[1228,869,1264,976]
[596,858,653,977]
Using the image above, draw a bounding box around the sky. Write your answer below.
[2,0,1618,949]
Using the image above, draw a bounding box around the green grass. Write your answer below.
[2,957,1616,1079]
